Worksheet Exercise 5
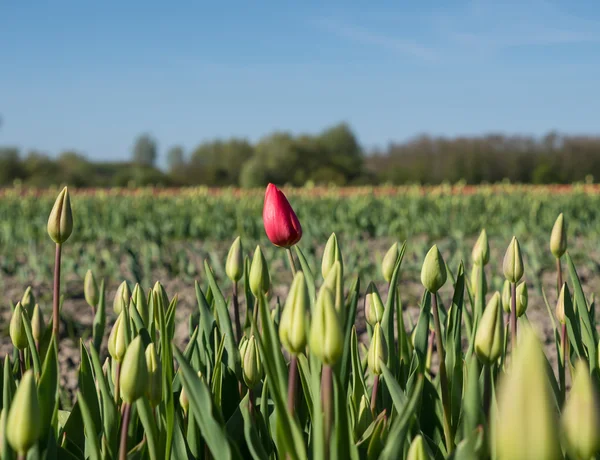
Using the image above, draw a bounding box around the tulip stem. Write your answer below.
[483,364,492,419]
[287,355,299,418]
[286,248,297,276]
[18,349,25,377]
[249,388,255,417]
[232,281,243,344]
[556,258,563,295]
[321,365,333,460]
[370,374,379,416]
[119,402,132,460]
[52,243,62,338]
[17,454,26,460]
[560,323,567,404]
[431,292,454,453]
[115,361,121,405]
[510,282,517,350]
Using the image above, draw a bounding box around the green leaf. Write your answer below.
[240,393,269,460]
[2,356,15,460]
[78,341,102,435]
[62,401,85,454]
[195,281,216,353]
[350,326,368,409]
[339,276,360,387]
[562,283,585,360]
[211,333,227,409]
[77,391,101,460]
[380,362,408,412]
[294,245,316,306]
[412,291,432,372]
[166,295,178,341]
[296,354,313,421]
[38,338,58,440]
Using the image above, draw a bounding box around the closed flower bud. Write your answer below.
[501,280,511,314]
[420,245,447,293]
[407,435,432,460]
[47,186,73,244]
[381,242,399,283]
[262,183,302,248]
[309,287,343,366]
[495,326,561,460]
[321,260,343,316]
[20,286,35,318]
[475,292,504,364]
[108,313,127,362]
[10,303,28,350]
[561,360,600,460]
[31,304,45,343]
[550,213,567,259]
[503,236,524,283]
[84,269,99,308]
[113,281,131,315]
[6,370,41,455]
[249,246,270,297]
[279,272,309,355]
[470,264,487,294]
[119,336,149,403]
[365,283,384,327]
[241,335,262,389]
[515,282,528,317]
[132,284,150,326]
[555,283,567,325]
[225,236,244,282]
[145,343,162,407]
[472,229,490,266]
[321,233,343,279]
[367,323,387,376]
[153,281,169,310]
[179,386,189,416]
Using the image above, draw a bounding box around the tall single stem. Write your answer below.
[510,282,517,350]
[556,258,563,294]
[52,243,62,337]
[249,388,255,417]
[119,402,132,460]
[287,355,299,418]
[370,374,379,416]
[232,281,242,344]
[321,365,333,460]
[483,364,491,419]
[286,247,297,277]
[114,361,122,405]
[19,350,25,377]
[431,293,454,453]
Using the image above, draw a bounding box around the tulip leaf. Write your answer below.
[2,357,15,460]
[195,281,216,352]
[38,338,58,440]
[380,362,408,413]
[296,354,313,421]
[294,245,316,306]
[77,391,101,460]
[240,392,269,460]
[339,276,360,388]
[78,341,102,435]
[350,326,369,408]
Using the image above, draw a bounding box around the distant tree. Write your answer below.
[132,133,158,167]
[189,138,254,185]
[166,146,186,173]
[0,147,23,185]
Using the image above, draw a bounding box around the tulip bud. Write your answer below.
[561,360,600,460]
[153,281,169,310]
[84,269,99,308]
[515,281,528,317]
[47,186,73,244]
[555,283,567,325]
[132,284,150,326]
[321,260,343,315]
[367,323,387,375]
[20,286,35,318]
[407,435,432,460]
[31,304,45,343]
[309,287,343,366]
[420,245,447,293]
[503,236,524,283]
[550,213,567,259]
[249,246,270,297]
[472,229,490,266]
[145,343,162,407]
[180,386,189,416]
[470,264,487,294]
[108,313,127,362]
[10,303,28,350]
[119,336,149,403]
[322,233,343,279]
[113,281,131,315]
[495,326,561,460]
[365,283,384,327]
[382,243,401,283]
[279,272,309,355]
[226,236,244,282]
[262,183,302,248]
[6,370,41,455]
[241,335,262,389]
[475,292,504,364]
[354,394,373,439]
[501,280,511,314]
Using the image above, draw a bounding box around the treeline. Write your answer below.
[1,124,600,187]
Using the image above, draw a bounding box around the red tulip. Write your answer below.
[263,183,302,247]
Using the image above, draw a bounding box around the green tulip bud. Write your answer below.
[20,286,35,318]
[153,281,169,310]
[31,304,45,343]
[241,335,262,389]
[107,313,127,362]
[503,236,524,283]
[381,242,399,283]
[113,281,131,315]
[515,281,528,317]
[472,229,490,266]
[226,236,244,282]
[561,360,600,460]
[10,303,28,350]
[279,272,309,355]
[470,264,487,295]
[354,394,373,439]
[249,246,270,297]
[119,336,149,403]
[145,343,162,407]
[6,370,41,455]
[47,186,73,244]
[321,232,343,279]
[132,284,150,326]
[180,386,189,416]
[84,269,99,308]
[321,260,344,316]
[475,292,504,365]
[495,326,561,460]
[550,213,567,259]
[555,283,566,325]
[309,287,343,366]
[407,435,432,460]
[367,323,387,375]
[420,245,447,293]
[365,283,385,327]
[501,280,511,314]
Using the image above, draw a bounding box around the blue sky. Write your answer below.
[1,0,600,166]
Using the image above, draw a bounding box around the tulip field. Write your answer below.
[0,183,600,460]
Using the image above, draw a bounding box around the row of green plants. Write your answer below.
[1,184,599,459]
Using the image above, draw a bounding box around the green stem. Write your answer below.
[556,258,563,295]
[483,364,491,419]
[287,355,299,418]
[232,281,242,344]
[19,349,25,377]
[114,361,121,405]
[510,282,517,350]
[119,402,132,460]
[286,247,297,277]
[52,243,62,338]
[321,365,333,460]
